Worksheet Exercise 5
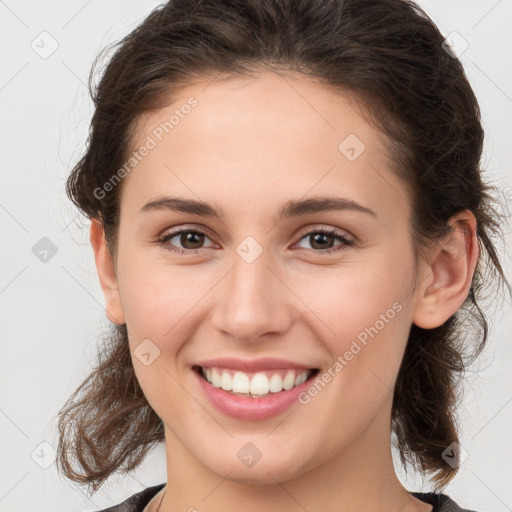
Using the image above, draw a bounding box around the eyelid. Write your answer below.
[157,223,218,241]
[294,224,353,241]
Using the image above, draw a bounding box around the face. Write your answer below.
[99,71,428,484]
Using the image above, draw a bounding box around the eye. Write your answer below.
[156,228,216,255]
[294,227,355,254]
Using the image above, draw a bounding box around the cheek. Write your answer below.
[118,255,212,335]
[294,254,410,335]
[298,251,414,388]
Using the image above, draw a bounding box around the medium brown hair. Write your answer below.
[57,0,510,496]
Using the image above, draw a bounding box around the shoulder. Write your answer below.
[94,483,166,512]
[411,491,480,512]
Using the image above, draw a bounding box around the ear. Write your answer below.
[89,219,126,325]
[412,210,479,329]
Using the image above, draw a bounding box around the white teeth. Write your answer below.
[282,370,295,390]
[211,368,222,388]
[294,371,307,386]
[220,371,232,391]
[250,373,270,395]
[201,366,313,396]
[232,371,250,393]
[269,373,283,393]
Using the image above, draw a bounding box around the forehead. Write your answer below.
[121,71,409,225]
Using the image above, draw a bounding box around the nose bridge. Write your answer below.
[210,241,290,341]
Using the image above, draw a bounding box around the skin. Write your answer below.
[90,71,478,512]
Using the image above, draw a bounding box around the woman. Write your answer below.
[56,0,510,511]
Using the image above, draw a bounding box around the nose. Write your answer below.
[210,248,293,343]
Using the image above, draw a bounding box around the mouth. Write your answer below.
[192,365,320,398]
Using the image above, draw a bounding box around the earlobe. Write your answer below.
[89,219,126,325]
[412,210,479,330]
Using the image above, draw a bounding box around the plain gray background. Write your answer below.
[1,1,511,510]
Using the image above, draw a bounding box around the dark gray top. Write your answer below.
[95,483,479,511]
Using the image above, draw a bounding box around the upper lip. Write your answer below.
[194,357,317,372]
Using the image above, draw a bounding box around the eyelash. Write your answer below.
[155,226,355,256]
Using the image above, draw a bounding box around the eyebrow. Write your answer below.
[140,196,377,220]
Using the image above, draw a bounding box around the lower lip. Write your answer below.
[193,368,317,421]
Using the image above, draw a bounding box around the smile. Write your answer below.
[196,366,316,397]
[192,364,320,420]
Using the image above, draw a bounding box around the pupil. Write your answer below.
[311,233,332,250]
[182,232,204,249]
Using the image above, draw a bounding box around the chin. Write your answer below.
[202,452,312,486]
